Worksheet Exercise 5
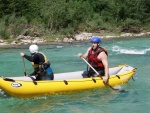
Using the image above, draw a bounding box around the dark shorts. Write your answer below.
[35,66,54,80]
[36,73,54,80]
[82,67,104,78]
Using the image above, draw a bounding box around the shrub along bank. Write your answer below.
[0,0,150,41]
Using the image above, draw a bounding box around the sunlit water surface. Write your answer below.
[0,36,150,113]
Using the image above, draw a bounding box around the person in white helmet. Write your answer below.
[20,44,54,80]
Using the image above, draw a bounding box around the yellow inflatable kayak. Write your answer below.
[0,64,137,98]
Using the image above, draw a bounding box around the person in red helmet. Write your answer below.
[78,36,109,83]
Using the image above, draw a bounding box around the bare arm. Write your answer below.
[78,47,91,59]
[97,51,109,83]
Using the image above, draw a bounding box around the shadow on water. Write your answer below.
[118,89,129,95]
[108,88,130,104]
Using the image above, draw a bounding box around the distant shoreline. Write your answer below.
[0,32,150,48]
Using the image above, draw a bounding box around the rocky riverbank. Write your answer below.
[0,32,150,46]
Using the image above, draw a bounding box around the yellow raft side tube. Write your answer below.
[0,67,136,98]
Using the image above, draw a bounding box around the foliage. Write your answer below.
[0,0,149,39]
[0,21,10,39]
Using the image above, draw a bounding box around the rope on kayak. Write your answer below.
[132,73,138,81]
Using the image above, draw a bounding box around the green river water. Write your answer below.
[0,36,150,113]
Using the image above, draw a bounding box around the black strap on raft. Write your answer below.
[3,78,15,82]
[92,78,96,83]
[64,80,68,85]
[29,76,37,85]
[116,75,120,79]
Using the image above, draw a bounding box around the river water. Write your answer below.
[0,36,150,113]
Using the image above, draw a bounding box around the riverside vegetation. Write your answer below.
[0,0,150,44]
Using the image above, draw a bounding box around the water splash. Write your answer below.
[112,46,150,55]
[56,46,63,48]
[0,89,4,95]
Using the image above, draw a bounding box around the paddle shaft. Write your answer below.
[81,57,102,78]
[22,57,27,76]
[81,57,120,91]
[22,57,37,84]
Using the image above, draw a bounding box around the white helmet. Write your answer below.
[29,45,38,53]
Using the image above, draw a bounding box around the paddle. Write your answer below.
[81,57,121,91]
[22,57,37,85]
[22,57,27,76]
